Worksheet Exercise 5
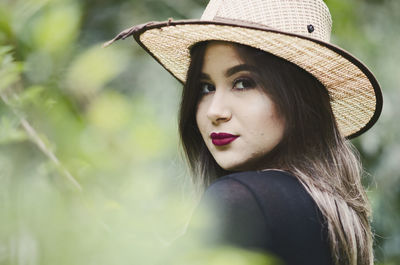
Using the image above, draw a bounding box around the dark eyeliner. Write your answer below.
[199,81,215,95]
[233,77,257,90]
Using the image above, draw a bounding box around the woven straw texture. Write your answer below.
[140,24,375,137]
[201,0,332,42]
[126,0,380,138]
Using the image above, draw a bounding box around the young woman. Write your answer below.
[106,0,383,264]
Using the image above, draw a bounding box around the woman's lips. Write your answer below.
[210,132,239,146]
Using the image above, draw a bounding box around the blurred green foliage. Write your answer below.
[0,0,399,264]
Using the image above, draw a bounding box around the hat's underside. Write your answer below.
[134,22,381,138]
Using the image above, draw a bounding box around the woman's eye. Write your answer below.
[200,83,215,94]
[234,78,256,90]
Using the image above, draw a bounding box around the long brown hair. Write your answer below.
[179,41,374,265]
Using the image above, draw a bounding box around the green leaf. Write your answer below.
[0,116,28,144]
[0,46,23,93]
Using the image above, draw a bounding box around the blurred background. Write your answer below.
[0,0,399,264]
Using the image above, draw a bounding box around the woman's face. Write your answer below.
[195,42,285,171]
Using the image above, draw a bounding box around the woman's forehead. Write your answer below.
[202,42,244,76]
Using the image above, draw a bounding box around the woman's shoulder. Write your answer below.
[207,170,306,202]
[202,170,332,264]
[205,170,323,230]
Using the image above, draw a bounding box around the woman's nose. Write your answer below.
[206,90,232,124]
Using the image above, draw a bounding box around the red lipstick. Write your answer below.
[210,132,239,146]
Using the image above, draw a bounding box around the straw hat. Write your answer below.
[105,0,382,139]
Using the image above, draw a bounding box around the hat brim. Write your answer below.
[112,18,382,139]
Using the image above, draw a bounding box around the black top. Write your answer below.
[188,170,333,265]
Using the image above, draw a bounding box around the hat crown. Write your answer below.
[201,0,332,42]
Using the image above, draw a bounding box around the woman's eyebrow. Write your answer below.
[200,73,211,80]
[225,64,258,77]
